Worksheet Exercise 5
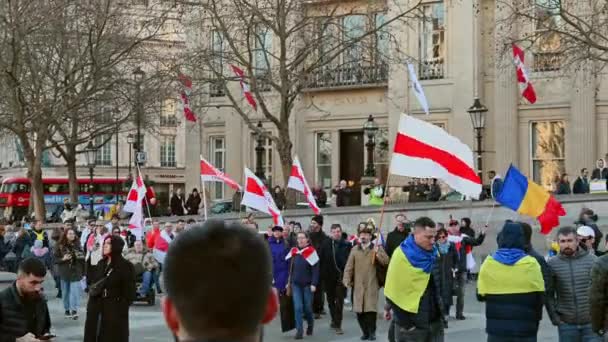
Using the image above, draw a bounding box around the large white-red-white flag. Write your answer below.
[287,156,320,214]
[178,73,197,122]
[512,44,537,104]
[389,114,482,199]
[200,156,242,191]
[124,175,146,213]
[241,168,284,226]
[285,246,319,266]
[230,65,257,110]
[153,230,173,264]
[127,206,144,240]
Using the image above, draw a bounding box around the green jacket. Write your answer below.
[590,254,608,333]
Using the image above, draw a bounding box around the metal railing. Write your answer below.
[305,63,388,89]
[533,52,561,72]
[419,59,444,80]
[160,115,178,127]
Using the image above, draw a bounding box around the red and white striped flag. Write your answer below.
[178,73,197,122]
[230,65,257,110]
[153,230,173,264]
[200,156,242,191]
[512,44,537,104]
[127,208,144,240]
[285,246,319,266]
[348,234,360,246]
[241,168,283,226]
[389,115,482,199]
[287,156,320,214]
[124,175,146,213]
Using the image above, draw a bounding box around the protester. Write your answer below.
[520,222,552,319]
[436,228,458,315]
[545,226,600,341]
[556,173,571,195]
[283,223,297,248]
[308,215,329,319]
[0,258,52,340]
[185,188,202,215]
[447,219,486,319]
[0,225,9,270]
[272,186,287,210]
[29,220,49,249]
[268,226,289,295]
[170,188,186,216]
[146,220,161,250]
[577,225,597,254]
[427,178,442,201]
[244,213,259,230]
[489,170,503,199]
[477,221,545,342]
[343,222,389,341]
[288,232,320,339]
[80,220,94,249]
[84,222,109,292]
[105,215,120,233]
[320,224,351,335]
[54,227,85,320]
[592,158,608,180]
[125,240,159,299]
[332,180,352,207]
[106,201,125,221]
[591,247,608,337]
[161,220,278,342]
[384,217,446,342]
[363,178,385,206]
[573,168,591,194]
[312,186,327,208]
[385,214,410,258]
[14,227,32,267]
[577,208,603,251]
[83,235,136,342]
[152,222,174,294]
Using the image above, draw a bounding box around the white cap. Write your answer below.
[577,226,595,238]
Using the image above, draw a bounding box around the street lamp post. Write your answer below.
[126,133,135,176]
[467,97,488,180]
[254,121,266,182]
[84,141,97,219]
[133,67,145,175]
[363,114,378,177]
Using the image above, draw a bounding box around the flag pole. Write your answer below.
[136,163,152,219]
[377,172,393,234]
[201,178,208,221]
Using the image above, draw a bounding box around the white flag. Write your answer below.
[407,63,430,115]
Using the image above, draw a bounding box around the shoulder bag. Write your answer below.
[89,267,113,298]
[285,257,295,297]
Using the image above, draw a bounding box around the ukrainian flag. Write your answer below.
[384,247,431,314]
[495,165,566,234]
[478,255,545,295]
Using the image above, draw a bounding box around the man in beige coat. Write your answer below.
[343,225,389,341]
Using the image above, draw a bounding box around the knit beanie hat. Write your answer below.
[311,215,324,226]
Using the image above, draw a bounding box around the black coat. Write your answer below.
[437,242,458,308]
[185,194,201,215]
[0,283,51,341]
[313,189,327,208]
[29,230,49,249]
[385,228,409,258]
[170,194,185,216]
[319,238,351,287]
[332,187,352,207]
[572,177,590,194]
[84,236,136,342]
[451,233,485,273]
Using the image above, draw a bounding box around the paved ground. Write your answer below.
[46,278,560,341]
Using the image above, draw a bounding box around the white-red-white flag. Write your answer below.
[153,230,173,264]
[200,156,242,191]
[389,114,482,199]
[124,175,146,213]
[230,65,257,110]
[241,168,283,226]
[284,246,319,266]
[127,206,144,240]
[287,156,320,214]
[512,44,537,104]
[178,73,197,122]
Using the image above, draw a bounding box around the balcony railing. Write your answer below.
[305,63,389,89]
[533,52,561,72]
[160,115,178,127]
[419,59,444,80]
[209,81,225,97]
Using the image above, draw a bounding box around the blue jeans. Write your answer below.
[61,280,81,312]
[139,271,154,296]
[487,336,536,342]
[558,323,602,342]
[291,284,313,333]
[154,264,162,292]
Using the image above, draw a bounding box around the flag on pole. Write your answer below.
[287,156,320,214]
[127,206,144,240]
[241,168,284,226]
[389,114,482,199]
[230,65,258,110]
[200,156,242,191]
[124,175,146,213]
[285,246,319,266]
[178,73,197,122]
[153,230,173,264]
[407,63,430,115]
[512,44,537,104]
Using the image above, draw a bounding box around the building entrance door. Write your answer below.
[339,131,364,206]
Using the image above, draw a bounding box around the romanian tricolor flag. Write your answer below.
[496,165,566,235]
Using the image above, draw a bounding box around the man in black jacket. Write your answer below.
[573,168,590,194]
[320,224,351,335]
[385,214,410,258]
[309,215,329,319]
[0,258,52,341]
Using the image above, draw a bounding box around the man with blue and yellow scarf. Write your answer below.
[384,217,446,342]
[477,221,545,342]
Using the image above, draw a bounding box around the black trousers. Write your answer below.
[313,284,325,314]
[325,282,346,328]
[356,312,377,337]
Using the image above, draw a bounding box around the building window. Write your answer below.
[160,135,176,167]
[160,99,178,127]
[343,15,366,67]
[374,12,389,65]
[530,121,565,190]
[95,135,112,166]
[315,132,332,191]
[209,137,226,199]
[210,30,225,97]
[419,1,445,80]
[254,26,272,76]
[374,128,389,180]
[253,136,273,187]
[533,0,561,71]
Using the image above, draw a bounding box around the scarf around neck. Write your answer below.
[492,248,527,265]
[400,235,437,274]
[437,241,450,255]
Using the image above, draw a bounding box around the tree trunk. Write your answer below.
[65,144,79,204]
[277,130,294,209]
[24,148,46,221]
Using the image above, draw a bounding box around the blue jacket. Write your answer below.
[268,237,289,291]
[491,177,503,199]
[290,247,320,287]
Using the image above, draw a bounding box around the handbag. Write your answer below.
[89,268,113,298]
[285,258,294,297]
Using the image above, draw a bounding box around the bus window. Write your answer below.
[2,183,30,194]
[97,184,115,194]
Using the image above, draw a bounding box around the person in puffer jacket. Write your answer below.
[477,221,544,342]
[268,226,289,293]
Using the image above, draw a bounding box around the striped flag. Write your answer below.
[200,156,242,191]
[178,73,197,122]
[512,44,537,104]
[287,156,320,214]
[230,65,258,110]
[285,246,319,266]
[241,168,283,225]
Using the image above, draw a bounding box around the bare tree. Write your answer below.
[182,0,422,191]
[0,0,177,219]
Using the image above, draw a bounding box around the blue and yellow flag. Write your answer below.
[478,255,544,295]
[384,247,431,314]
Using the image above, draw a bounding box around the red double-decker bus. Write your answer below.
[0,177,127,221]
